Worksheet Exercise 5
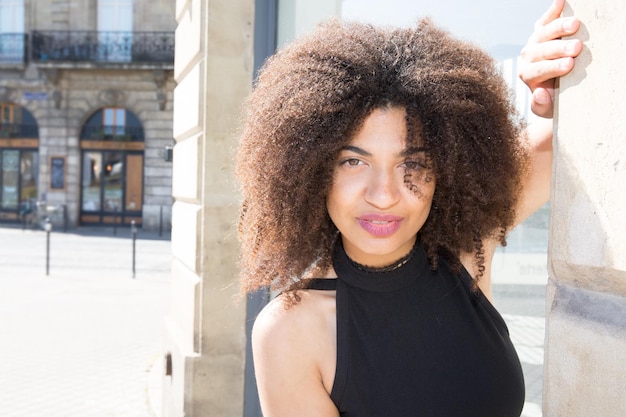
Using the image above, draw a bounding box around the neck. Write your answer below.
[346,245,417,274]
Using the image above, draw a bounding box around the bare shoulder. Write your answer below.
[252,288,338,417]
[252,288,336,375]
[253,288,336,343]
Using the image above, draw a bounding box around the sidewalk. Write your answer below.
[0,225,548,417]
[0,226,171,417]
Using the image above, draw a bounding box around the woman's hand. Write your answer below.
[518,0,582,118]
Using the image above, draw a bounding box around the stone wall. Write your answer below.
[546,1,626,415]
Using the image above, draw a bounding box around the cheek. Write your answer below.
[326,184,341,222]
[328,174,360,203]
[326,175,360,226]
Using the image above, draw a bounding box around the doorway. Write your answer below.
[0,103,38,222]
[80,150,143,225]
[79,107,144,226]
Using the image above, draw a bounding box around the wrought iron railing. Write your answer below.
[32,31,174,64]
[81,125,145,141]
[0,33,28,64]
[0,123,39,138]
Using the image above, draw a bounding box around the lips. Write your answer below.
[357,214,403,237]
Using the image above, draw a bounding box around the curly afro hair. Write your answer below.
[236,18,528,296]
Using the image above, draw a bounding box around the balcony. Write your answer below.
[0,123,39,139]
[0,33,28,65]
[81,125,145,142]
[32,31,174,68]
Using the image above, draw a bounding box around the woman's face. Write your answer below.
[327,106,435,267]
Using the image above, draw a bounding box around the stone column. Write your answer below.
[162,0,254,416]
[546,1,626,416]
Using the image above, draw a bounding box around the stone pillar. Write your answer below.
[547,1,626,416]
[162,0,254,416]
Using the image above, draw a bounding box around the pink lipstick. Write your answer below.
[357,214,403,237]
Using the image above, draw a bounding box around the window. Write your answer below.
[81,108,144,141]
[97,0,133,62]
[0,148,38,219]
[1,104,19,138]
[0,0,25,63]
[103,107,126,136]
[98,0,133,31]
[1,103,16,123]
[1,104,39,138]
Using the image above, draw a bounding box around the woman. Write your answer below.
[236,1,581,416]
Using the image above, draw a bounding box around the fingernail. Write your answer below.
[563,17,577,32]
[560,57,572,70]
[565,41,577,55]
[535,90,550,105]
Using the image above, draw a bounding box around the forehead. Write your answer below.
[348,106,424,150]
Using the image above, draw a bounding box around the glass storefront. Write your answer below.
[79,107,144,225]
[0,149,38,219]
[1,149,19,209]
[80,150,143,224]
[0,102,38,222]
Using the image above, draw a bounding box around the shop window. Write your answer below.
[0,149,37,210]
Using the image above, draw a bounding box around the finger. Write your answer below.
[534,0,566,29]
[530,88,555,119]
[519,57,574,88]
[521,39,582,63]
[531,16,580,43]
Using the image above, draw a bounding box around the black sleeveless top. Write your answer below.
[308,243,525,417]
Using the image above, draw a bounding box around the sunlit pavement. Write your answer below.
[0,226,171,417]
[0,226,548,416]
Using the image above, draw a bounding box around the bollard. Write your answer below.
[62,204,67,233]
[45,218,52,276]
[159,205,163,237]
[113,211,118,236]
[131,220,137,278]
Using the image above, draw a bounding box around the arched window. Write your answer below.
[0,103,38,138]
[80,107,144,141]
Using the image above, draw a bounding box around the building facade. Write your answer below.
[0,0,175,231]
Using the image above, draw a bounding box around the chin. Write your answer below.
[345,237,413,263]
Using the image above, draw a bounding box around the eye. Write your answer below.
[402,159,428,171]
[340,157,364,167]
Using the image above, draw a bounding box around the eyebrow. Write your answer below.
[401,146,428,156]
[340,145,371,156]
[340,145,428,157]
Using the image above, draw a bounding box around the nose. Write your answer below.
[364,168,401,209]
